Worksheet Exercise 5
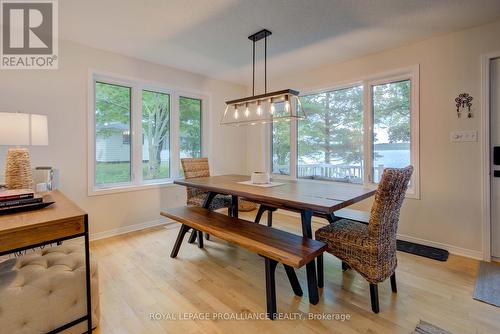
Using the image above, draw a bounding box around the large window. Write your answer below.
[95,82,132,185]
[90,74,206,193]
[270,67,419,196]
[298,85,364,183]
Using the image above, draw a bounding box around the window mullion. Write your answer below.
[290,118,298,179]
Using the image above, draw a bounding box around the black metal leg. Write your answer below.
[170,224,191,258]
[369,283,380,313]
[254,205,266,224]
[264,258,278,320]
[231,195,239,218]
[267,210,273,227]
[283,265,303,296]
[188,229,197,243]
[84,215,93,333]
[306,261,319,305]
[342,261,351,271]
[326,213,338,224]
[390,273,397,293]
[197,231,204,248]
[317,254,324,288]
[300,210,313,238]
[202,192,217,241]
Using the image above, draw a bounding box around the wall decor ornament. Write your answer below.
[455,93,473,118]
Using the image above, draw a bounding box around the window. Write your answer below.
[298,85,364,183]
[179,97,202,159]
[371,80,411,183]
[90,73,207,193]
[269,66,419,196]
[142,90,170,181]
[94,82,131,185]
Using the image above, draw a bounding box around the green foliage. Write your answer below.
[179,97,202,158]
[95,82,131,138]
[272,121,290,173]
[298,85,364,165]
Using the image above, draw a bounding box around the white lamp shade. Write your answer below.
[30,114,48,145]
[0,112,48,146]
[0,112,30,145]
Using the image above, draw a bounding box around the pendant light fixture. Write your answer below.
[221,29,306,126]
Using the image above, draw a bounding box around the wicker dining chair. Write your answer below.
[180,157,257,212]
[315,166,413,313]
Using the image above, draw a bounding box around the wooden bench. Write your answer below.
[160,206,327,320]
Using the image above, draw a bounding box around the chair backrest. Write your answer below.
[368,166,414,241]
[180,157,210,200]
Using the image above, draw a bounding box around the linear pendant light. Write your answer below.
[221,29,306,126]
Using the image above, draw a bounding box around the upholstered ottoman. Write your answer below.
[0,244,99,333]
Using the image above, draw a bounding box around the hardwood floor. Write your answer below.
[91,211,500,334]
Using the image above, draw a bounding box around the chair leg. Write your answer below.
[342,261,350,271]
[283,265,303,296]
[254,205,266,224]
[197,231,204,248]
[267,210,273,227]
[369,283,380,313]
[205,232,210,240]
[188,229,197,243]
[317,254,324,288]
[170,224,190,258]
[306,261,319,305]
[264,258,278,320]
[390,273,397,293]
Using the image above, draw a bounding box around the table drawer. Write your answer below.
[0,217,85,254]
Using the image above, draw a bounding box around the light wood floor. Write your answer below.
[91,211,500,334]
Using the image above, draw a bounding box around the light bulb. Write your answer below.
[285,95,290,112]
[245,105,250,117]
[257,103,262,115]
[270,103,275,114]
[234,108,239,119]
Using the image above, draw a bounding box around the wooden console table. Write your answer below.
[0,190,92,333]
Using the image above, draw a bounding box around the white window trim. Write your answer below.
[267,65,420,199]
[87,70,209,196]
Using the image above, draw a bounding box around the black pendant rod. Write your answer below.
[265,35,267,94]
[252,38,255,96]
[248,29,272,97]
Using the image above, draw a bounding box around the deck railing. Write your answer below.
[274,163,385,183]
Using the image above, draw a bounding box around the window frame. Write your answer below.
[268,65,420,198]
[88,71,209,196]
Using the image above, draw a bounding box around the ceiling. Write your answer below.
[60,0,500,86]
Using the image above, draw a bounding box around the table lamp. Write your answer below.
[0,112,48,189]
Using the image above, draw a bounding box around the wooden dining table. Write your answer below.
[174,174,376,301]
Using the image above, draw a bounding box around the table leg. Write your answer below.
[84,215,93,333]
[300,209,319,304]
[231,195,238,218]
[189,192,217,244]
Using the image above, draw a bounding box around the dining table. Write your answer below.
[174,174,376,302]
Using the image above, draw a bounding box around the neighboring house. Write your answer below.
[96,122,169,163]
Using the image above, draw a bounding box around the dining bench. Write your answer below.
[160,206,327,320]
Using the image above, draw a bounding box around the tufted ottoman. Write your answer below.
[0,244,99,333]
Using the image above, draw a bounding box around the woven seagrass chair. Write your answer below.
[315,166,413,313]
[181,157,257,212]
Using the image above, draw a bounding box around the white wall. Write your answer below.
[0,40,247,236]
[247,20,500,258]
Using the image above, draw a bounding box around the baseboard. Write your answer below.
[90,218,175,241]
[276,209,484,260]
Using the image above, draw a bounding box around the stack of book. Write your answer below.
[0,189,43,213]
